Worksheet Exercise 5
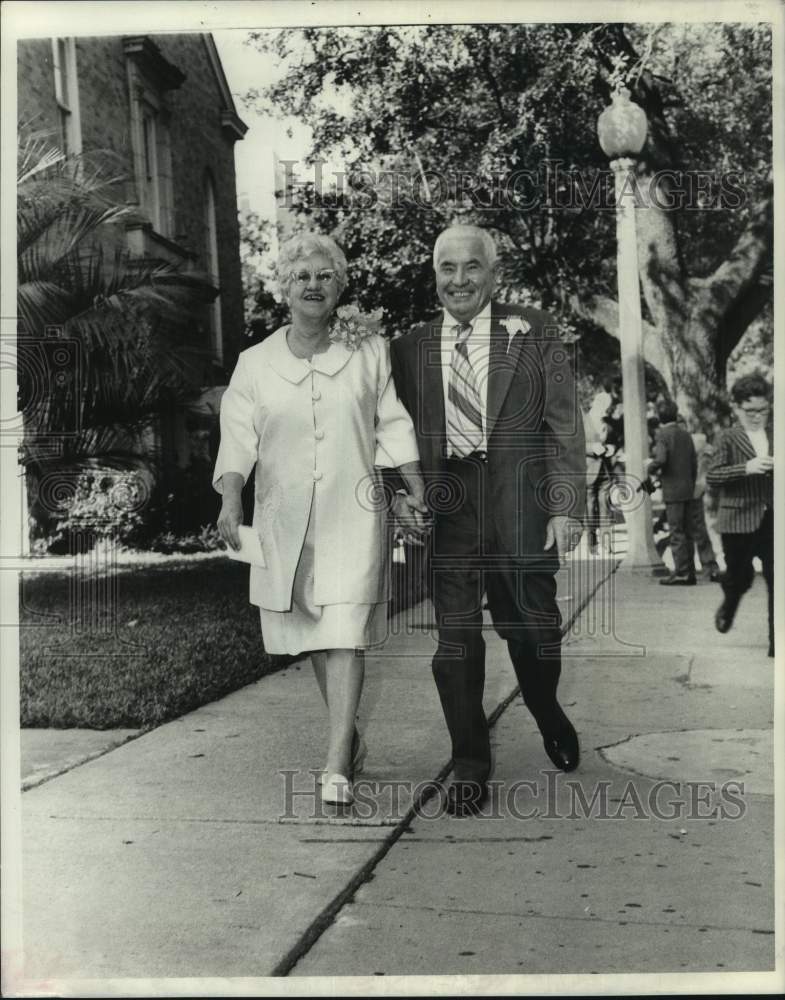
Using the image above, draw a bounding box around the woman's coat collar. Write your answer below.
[267,326,354,384]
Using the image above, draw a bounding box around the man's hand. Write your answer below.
[217,496,243,551]
[544,515,583,565]
[391,492,431,546]
[745,456,773,475]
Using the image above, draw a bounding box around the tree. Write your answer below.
[17,127,215,542]
[245,22,772,432]
[238,209,288,344]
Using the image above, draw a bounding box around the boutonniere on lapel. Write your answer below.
[500,315,531,338]
[328,304,384,351]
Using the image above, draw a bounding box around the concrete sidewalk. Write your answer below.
[16,556,776,988]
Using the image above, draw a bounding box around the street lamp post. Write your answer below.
[597,87,663,570]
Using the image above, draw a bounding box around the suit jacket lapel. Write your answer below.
[486,303,527,443]
[733,426,757,461]
[414,318,446,467]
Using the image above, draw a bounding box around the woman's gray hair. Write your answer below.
[277,232,348,295]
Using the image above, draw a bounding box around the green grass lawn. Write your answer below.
[19,556,293,730]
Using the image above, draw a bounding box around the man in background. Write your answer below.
[689,430,721,582]
[649,398,698,586]
[707,374,774,657]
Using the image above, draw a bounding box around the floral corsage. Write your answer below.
[328,304,384,350]
[500,314,531,337]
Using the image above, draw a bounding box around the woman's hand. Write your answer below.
[217,473,245,550]
[218,497,243,550]
[391,492,431,546]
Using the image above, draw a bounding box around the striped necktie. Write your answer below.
[446,323,484,458]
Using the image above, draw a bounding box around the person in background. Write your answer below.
[585,379,624,552]
[583,408,606,555]
[649,397,698,586]
[706,374,774,657]
[689,430,721,582]
[602,378,625,467]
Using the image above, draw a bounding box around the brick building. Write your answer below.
[18,32,247,375]
[18,33,247,499]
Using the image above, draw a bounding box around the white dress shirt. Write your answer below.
[747,427,769,458]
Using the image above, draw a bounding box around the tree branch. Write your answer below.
[460,32,510,130]
[569,292,672,387]
[692,183,773,353]
[715,279,772,374]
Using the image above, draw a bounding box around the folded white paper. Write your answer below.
[224,525,266,567]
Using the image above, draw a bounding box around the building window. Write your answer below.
[130,94,174,237]
[142,111,156,181]
[51,37,81,156]
[204,173,223,361]
[124,37,182,239]
[137,102,173,234]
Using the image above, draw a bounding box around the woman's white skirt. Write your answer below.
[259,500,388,656]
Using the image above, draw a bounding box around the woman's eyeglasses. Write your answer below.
[288,268,337,286]
[740,404,770,415]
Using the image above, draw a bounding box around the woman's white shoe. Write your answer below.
[316,730,367,785]
[321,772,353,806]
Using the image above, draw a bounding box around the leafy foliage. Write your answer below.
[48,469,146,551]
[148,524,224,555]
[136,455,222,546]
[17,127,217,543]
[239,208,288,342]
[244,22,772,414]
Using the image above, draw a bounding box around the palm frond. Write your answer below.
[17,122,217,455]
[17,125,65,185]
[16,280,76,336]
[18,200,130,264]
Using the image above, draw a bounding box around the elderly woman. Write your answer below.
[214,233,426,805]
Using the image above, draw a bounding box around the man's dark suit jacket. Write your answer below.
[389,301,585,563]
[651,421,697,503]
[706,424,773,534]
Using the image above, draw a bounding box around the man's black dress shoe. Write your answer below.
[542,717,580,772]
[659,574,696,586]
[445,780,488,817]
[714,599,737,634]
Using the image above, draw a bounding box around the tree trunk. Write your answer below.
[573,174,772,437]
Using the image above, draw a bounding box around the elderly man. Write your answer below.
[390,224,586,816]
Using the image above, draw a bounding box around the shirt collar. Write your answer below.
[441,299,493,337]
[267,326,353,383]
